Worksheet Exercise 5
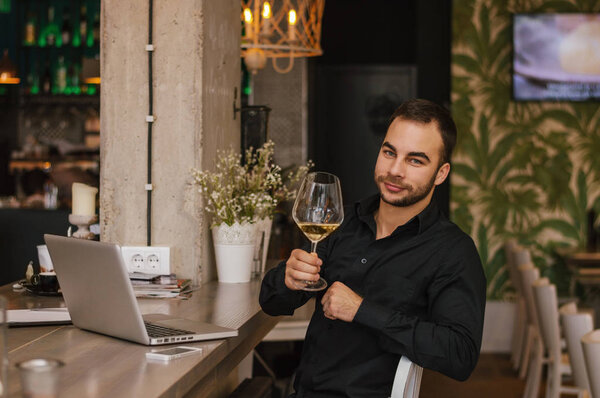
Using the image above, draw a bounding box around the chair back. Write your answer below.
[560,306,593,392]
[513,247,532,268]
[504,241,520,294]
[390,356,423,398]
[518,264,540,328]
[582,329,600,398]
[532,280,561,361]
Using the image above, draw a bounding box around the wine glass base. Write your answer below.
[301,277,328,292]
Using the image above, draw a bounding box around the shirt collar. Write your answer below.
[356,193,440,235]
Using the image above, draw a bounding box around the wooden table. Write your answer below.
[3,280,279,398]
[565,252,600,294]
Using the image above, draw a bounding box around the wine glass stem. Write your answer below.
[310,241,318,253]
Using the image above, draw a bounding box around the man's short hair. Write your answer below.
[390,99,457,165]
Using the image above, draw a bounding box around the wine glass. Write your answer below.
[292,172,344,291]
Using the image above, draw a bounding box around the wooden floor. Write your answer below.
[420,354,527,398]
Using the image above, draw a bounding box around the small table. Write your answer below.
[565,252,600,294]
[564,251,600,326]
[3,280,278,398]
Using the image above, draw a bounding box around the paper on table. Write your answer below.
[7,308,71,326]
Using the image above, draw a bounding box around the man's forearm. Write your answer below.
[354,299,482,381]
[259,260,311,316]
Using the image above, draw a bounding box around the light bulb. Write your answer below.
[262,2,271,19]
[243,8,253,39]
[244,8,253,23]
[288,9,297,25]
[288,9,297,41]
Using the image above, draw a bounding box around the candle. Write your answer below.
[72,183,98,216]
[261,2,272,36]
[288,9,297,41]
[243,8,253,39]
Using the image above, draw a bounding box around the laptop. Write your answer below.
[44,234,238,345]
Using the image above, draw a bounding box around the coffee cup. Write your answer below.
[30,273,59,293]
[37,245,54,273]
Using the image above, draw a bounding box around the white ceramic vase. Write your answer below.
[212,221,258,283]
[253,217,273,276]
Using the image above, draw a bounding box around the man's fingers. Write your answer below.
[289,260,320,275]
[292,249,323,266]
[289,269,320,282]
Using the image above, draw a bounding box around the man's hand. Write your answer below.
[321,282,363,322]
[285,249,322,291]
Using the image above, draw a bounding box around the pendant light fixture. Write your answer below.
[241,0,325,74]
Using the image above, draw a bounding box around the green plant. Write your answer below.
[191,141,312,227]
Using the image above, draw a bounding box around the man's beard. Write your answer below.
[376,170,437,207]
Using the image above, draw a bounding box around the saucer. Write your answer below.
[19,280,62,296]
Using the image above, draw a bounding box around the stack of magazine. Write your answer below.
[129,273,192,298]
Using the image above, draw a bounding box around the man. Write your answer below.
[260,99,486,397]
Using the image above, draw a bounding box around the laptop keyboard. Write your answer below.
[144,321,195,338]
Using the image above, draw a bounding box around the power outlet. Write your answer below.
[121,246,171,275]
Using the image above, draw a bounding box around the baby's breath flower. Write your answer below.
[191,141,312,227]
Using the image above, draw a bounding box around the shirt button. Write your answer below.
[361,258,367,264]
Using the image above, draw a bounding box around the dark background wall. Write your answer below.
[308,0,452,214]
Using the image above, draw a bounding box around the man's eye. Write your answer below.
[409,158,423,165]
[383,150,395,157]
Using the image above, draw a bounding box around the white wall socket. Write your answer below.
[121,246,171,275]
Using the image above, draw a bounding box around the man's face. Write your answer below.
[373,118,450,208]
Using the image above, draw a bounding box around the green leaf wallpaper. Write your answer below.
[451,0,600,299]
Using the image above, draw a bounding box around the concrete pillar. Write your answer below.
[100,0,240,284]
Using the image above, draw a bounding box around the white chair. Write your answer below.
[390,356,423,398]
[560,304,593,396]
[505,240,527,372]
[582,329,600,398]
[519,263,540,381]
[532,280,583,398]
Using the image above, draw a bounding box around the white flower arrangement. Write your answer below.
[192,141,312,227]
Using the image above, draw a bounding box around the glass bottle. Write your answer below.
[92,11,100,45]
[27,64,40,95]
[77,5,87,47]
[55,56,67,94]
[24,12,37,46]
[41,62,52,94]
[45,6,60,47]
[71,63,81,95]
[61,7,72,46]
[86,10,96,47]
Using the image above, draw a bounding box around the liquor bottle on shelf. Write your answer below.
[61,7,72,46]
[24,12,37,46]
[26,64,40,95]
[41,62,52,94]
[92,11,100,46]
[76,5,87,48]
[40,6,60,47]
[70,63,81,95]
[86,10,96,47]
[55,56,67,94]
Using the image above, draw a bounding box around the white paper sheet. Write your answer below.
[7,308,71,326]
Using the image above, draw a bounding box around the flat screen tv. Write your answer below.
[513,13,600,101]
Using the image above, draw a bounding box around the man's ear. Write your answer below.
[434,163,450,186]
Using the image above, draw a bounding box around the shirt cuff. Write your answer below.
[353,299,394,331]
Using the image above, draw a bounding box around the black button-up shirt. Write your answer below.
[259,195,486,397]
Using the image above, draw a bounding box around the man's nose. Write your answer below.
[388,159,406,177]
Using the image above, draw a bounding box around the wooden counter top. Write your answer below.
[3,280,279,398]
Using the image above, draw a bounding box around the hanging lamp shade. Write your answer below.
[0,49,20,84]
[241,0,324,74]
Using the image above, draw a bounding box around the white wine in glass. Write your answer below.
[292,172,344,291]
